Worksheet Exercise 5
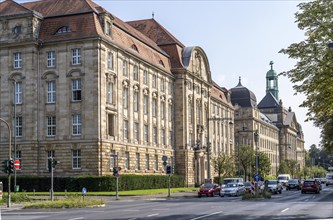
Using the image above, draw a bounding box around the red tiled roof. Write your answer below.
[127,19,184,47]
[0,0,33,16]
[211,82,232,106]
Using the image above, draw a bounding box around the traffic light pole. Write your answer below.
[51,157,54,202]
[0,118,12,208]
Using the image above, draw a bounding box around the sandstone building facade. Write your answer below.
[0,0,235,186]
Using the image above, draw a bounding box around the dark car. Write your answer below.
[301,179,320,194]
[286,179,301,190]
[198,183,221,197]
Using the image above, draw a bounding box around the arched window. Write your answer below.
[56,26,71,34]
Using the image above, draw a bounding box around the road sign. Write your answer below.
[254,174,260,182]
[14,159,20,169]
[82,187,87,195]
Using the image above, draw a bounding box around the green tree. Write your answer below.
[212,153,235,184]
[257,152,271,179]
[278,161,290,174]
[279,0,333,153]
[238,145,255,181]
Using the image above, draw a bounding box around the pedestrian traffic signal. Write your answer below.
[8,159,14,174]
[1,160,8,174]
[113,167,118,176]
[166,165,171,175]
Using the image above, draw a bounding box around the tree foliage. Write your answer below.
[237,145,255,181]
[279,0,333,152]
[212,152,236,184]
[257,152,271,178]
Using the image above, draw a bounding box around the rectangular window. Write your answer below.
[47,81,56,103]
[160,78,165,92]
[123,120,128,140]
[153,127,157,145]
[72,149,81,169]
[72,48,81,65]
[123,88,128,109]
[160,102,165,119]
[107,81,113,104]
[169,130,172,146]
[72,79,81,101]
[144,124,148,143]
[143,95,148,115]
[135,153,140,170]
[143,70,148,85]
[106,21,112,35]
[152,74,157,88]
[47,51,56,67]
[134,122,139,142]
[168,104,172,121]
[107,51,113,69]
[134,91,139,112]
[110,150,116,169]
[72,114,81,135]
[154,155,158,171]
[15,116,22,137]
[123,60,127,76]
[125,152,129,170]
[161,129,165,145]
[108,114,115,136]
[145,154,150,170]
[13,52,22,68]
[152,99,157,117]
[168,82,173,95]
[47,116,56,136]
[15,82,22,104]
[133,65,139,81]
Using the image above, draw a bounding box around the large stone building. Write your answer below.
[230,61,305,177]
[0,0,234,186]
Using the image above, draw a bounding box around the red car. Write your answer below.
[301,179,320,194]
[198,183,221,197]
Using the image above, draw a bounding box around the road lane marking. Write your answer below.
[189,211,223,220]
[281,208,289,213]
[68,217,84,220]
[147,213,159,217]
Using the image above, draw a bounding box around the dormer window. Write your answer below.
[13,26,22,34]
[131,44,139,52]
[56,26,71,34]
[106,21,112,35]
[159,60,165,67]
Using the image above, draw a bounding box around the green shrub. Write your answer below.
[0,175,185,192]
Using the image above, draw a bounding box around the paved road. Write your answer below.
[1,185,333,220]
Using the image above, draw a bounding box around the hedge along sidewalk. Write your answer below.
[21,187,199,197]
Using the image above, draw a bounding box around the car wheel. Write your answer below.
[220,194,224,197]
[198,195,201,198]
[301,191,305,194]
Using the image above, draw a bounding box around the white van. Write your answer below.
[277,174,291,185]
[325,173,333,186]
[221,178,243,188]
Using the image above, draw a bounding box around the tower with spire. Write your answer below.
[266,61,279,100]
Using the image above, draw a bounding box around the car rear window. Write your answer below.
[303,181,315,185]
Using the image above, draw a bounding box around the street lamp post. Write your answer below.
[12,80,17,192]
[0,118,12,208]
[207,117,233,179]
[254,130,259,195]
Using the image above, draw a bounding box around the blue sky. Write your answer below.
[93,0,318,149]
[15,0,320,149]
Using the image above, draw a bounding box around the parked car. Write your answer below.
[325,173,333,186]
[301,179,320,194]
[267,180,283,194]
[221,178,243,188]
[198,183,221,197]
[277,174,291,186]
[286,179,301,190]
[220,183,245,197]
[244,181,252,193]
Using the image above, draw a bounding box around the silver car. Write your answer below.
[267,180,283,194]
[220,183,245,197]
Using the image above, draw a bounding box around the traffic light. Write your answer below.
[113,167,118,176]
[48,158,52,172]
[8,159,14,174]
[1,160,8,174]
[166,165,171,175]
